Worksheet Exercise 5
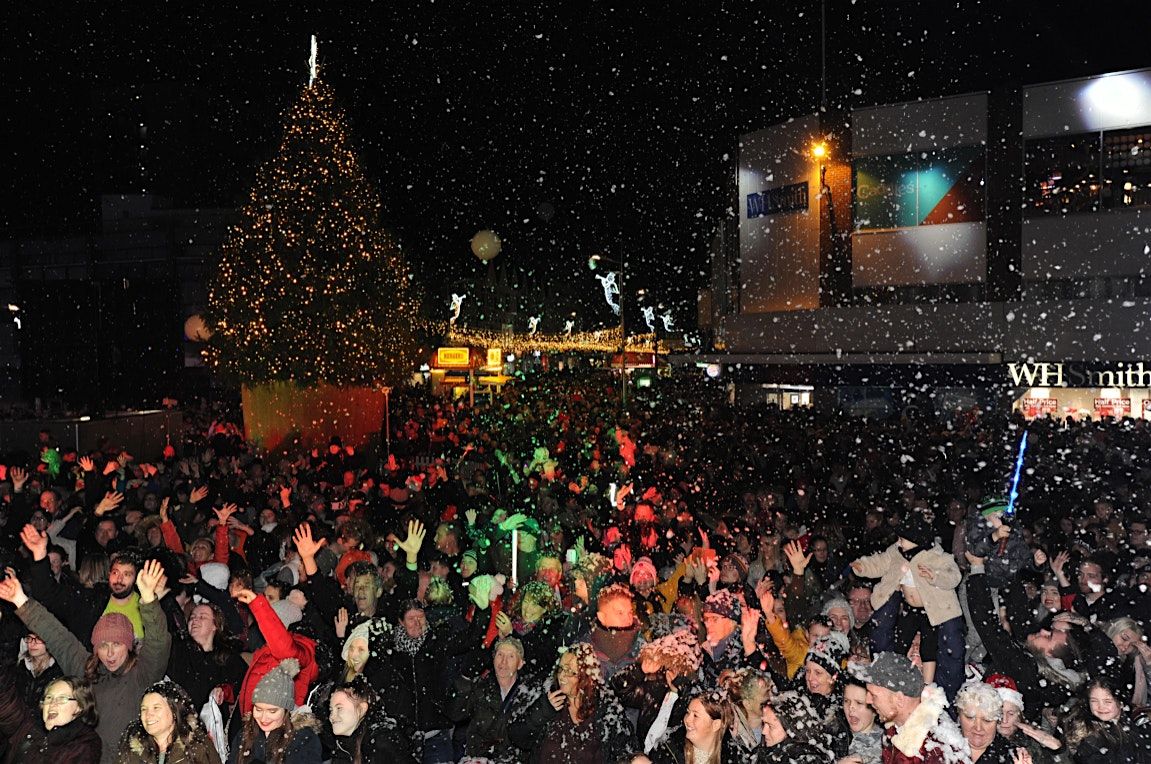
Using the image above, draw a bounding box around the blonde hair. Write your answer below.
[426,577,453,606]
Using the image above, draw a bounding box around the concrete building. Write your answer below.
[690,67,1151,420]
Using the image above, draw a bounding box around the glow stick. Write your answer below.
[511,529,519,588]
[1006,430,1028,518]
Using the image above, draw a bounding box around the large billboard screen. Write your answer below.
[854,147,985,230]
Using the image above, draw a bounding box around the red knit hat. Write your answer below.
[91,613,135,647]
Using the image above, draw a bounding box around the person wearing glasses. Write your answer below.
[0,658,101,763]
[0,554,172,764]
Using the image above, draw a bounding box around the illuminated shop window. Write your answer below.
[1024,133,1101,216]
[1102,128,1151,209]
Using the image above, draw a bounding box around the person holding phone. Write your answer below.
[510,642,635,763]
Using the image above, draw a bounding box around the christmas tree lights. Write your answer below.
[206,75,422,387]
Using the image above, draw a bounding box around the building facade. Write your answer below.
[691,67,1151,419]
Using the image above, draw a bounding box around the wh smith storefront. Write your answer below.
[1011,362,1151,420]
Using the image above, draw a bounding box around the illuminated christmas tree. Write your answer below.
[207,62,422,389]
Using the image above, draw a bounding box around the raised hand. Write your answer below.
[741,607,762,643]
[190,486,209,504]
[293,524,326,560]
[95,491,125,516]
[0,568,29,608]
[233,588,257,605]
[496,611,514,638]
[11,467,28,491]
[214,503,238,525]
[159,497,170,524]
[334,607,349,639]
[464,508,478,527]
[784,540,812,575]
[78,455,95,473]
[1050,550,1070,576]
[759,588,778,623]
[280,485,292,508]
[20,524,48,561]
[397,520,426,558]
[1032,548,1048,568]
[102,460,119,476]
[136,559,168,604]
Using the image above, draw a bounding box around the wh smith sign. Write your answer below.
[1008,362,1151,388]
[746,182,809,218]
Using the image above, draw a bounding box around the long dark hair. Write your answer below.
[119,680,202,760]
[236,710,305,764]
[329,676,375,763]
[1061,676,1131,755]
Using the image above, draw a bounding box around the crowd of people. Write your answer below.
[0,371,1148,763]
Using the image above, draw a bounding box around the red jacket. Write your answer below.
[237,595,319,714]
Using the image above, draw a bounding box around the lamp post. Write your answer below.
[588,252,628,406]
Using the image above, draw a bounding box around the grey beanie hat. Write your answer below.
[253,658,300,710]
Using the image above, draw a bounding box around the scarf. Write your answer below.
[591,623,639,662]
[394,626,428,655]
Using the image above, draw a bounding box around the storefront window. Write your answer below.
[1102,128,1151,209]
[1024,133,1101,216]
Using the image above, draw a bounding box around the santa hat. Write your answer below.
[985,673,1024,712]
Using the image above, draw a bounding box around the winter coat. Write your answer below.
[964,511,1033,589]
[327,713,418,764]
[166,637,248,710]
[970,734,1022,764]
[853,543,963,626]
[610,662,691,744]
[113,722,221,764]
[968,569,1081,721]
[508,677,635,763]
[446,672,541,763]
[0,660,102,764]
[755,737,833,764]
[1073,715,1151,764]
[374,614,484,732]
[18,597,171,764]
[237,595,319,715]
[876,686,971,764]
[14,657,62,710]
[226,713,323,764]
[515,612,569,681]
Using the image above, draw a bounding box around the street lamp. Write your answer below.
[588,252,628,405]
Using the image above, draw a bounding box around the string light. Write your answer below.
[206,78,423,387]
[445,326,671,355]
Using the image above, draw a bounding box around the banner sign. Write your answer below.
[1094,398,1131,417]
[1021,398,1059,418]
[435,347,472,368]
[855,146,985,230]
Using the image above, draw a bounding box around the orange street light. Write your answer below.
[810,141,829,160]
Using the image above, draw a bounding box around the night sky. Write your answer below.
[6,2,1150,327]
